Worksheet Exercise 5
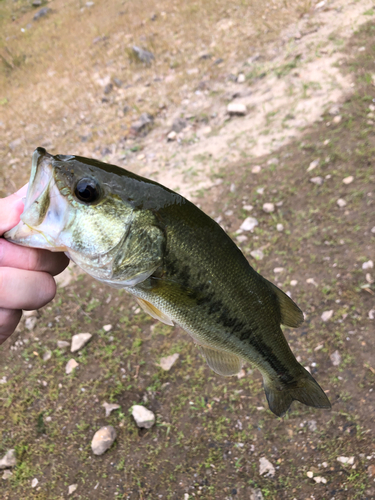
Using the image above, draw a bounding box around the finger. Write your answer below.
[0,184,28,235]
[0,239,69,276]
[0,268,57,310]
[0,308,22,346]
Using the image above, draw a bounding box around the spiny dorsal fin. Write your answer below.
[136,297,174,326]
[264,279,304,328]
[197,345,242,376]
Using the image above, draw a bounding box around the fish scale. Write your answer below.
[5,147,331,417]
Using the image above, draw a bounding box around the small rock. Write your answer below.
[257,187,264,195]
[23,310,39,318]
[33,7,51,20]
[259,457,275,477]
[308,420,317,431]
[276,223,284,232]
[68,484,78,495]
[306,278,318,286]
[2,470,12,480]
[310,176,323,186]
[102,402,121,417]
[240,217,258,232]
[0,449,16,469]
[237,368,246,379]
[103,324,112,332]
[132,405,155,429]
[362,260,373,270]
[91,426,117,455]
[250,489,264,500]
[343,176,354,184]
[329,105,340,115]
[262,203,275,213]
[132,45,155,64]
[25,316,37,330]
[371,226,375,234]
[330,350,341,366]
[130,113,154,136]
[337,198,347,208]
[236,235,248,243]
[227,103,247,116]
[369,309,375,320]
[167,130,177,141]
[171,117,187,133]
[71,333,92,353]
[250,249,264,261]
[32,0,43,6]
[65,359,79,375]
[252,165,261,174]
[31,478,38,488]
[368,464,375,478]
[243,204,253,211]
[237,73,246,83]
[307,471,314,478]
[159,353,180,371]
[321,310,333,322]
[43,350,52,362]
[307,159,319,172]
[57,340,70,350]
[314,476,327,484]
[337,456,354,465]
[290,280,298,286]
[333,115,342,124]
[274,267,284,273]
[103,83,113,95]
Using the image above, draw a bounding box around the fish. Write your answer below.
[5,147,331,417]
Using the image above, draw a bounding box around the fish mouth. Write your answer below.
[5,148,70,251]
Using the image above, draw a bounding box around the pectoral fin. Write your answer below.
[136,298,174,326]
[197,345,242,376]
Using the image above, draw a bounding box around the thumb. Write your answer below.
[0,184,28,236]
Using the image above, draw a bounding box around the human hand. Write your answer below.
[0,185,69,345]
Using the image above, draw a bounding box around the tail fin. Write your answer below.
[263,370,331,417]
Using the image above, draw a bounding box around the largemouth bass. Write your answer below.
[5,147,331,417]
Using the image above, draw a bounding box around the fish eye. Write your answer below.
[74,178,101,204]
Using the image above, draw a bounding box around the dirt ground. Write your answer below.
[0,0,375,499]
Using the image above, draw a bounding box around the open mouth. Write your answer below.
[5,148,69,251]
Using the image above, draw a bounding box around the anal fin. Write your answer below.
[198,345,242,376]
[136,297,174,326]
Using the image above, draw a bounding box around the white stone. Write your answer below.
[257,187,264,195]
[227,103,247,116]
[91,426,117,455]
[167,130,177,141]
[31,478,38,488]
[371,226,375,234]
[333,115,342,124]
[237,369,246,379]
[237,73,246,83]
[306,278,318,286]
[159,353,180,371]
[276,223,284,232]
[274,267,284,273]
[308,420,317,431]
[369,310,375,320]
[252,165,261,174]
[2,470,12,479]
[43,350,52,362]
[337,456,354,465]
[250,249,264,261]
[337,198,347,208]
[68,484,78,495]
[23,310,38,318]
[262,203,275,213]
[321,310,333,322]
[65,359,79,374]
[310,176,323,186]
[240,217,258,232]
[314,476,327,483]
[290,280,298,286]
[25,316,38,331]
[330,350,341,366]
[103,324,112,332]
[57,340,70,349]
[0,449,16,469]
[132,405,155,429]
[259,457,275,477]
[236,235,248,243]
[102,402,121,417]
[362,260,373,270]
[243,204,253,211]
[307,159,319,172]
[71,333,92,352]
[343,176,353,184]
[306,471,314,478]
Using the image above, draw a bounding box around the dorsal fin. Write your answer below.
[264,279,304,328]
